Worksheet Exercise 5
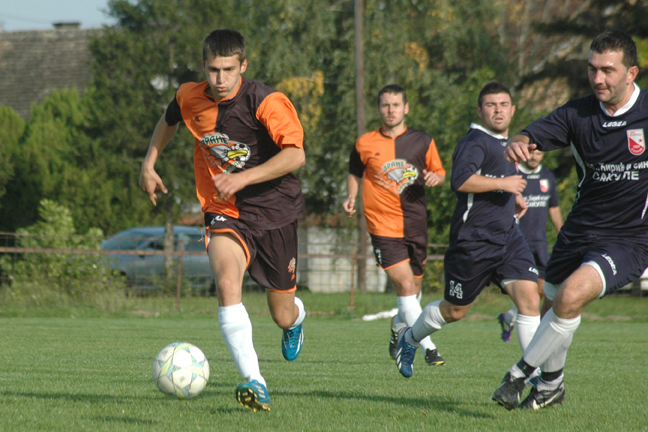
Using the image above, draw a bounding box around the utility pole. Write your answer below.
[354,0,367,291]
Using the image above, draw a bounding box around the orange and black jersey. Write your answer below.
[165,77,305,230]
[349,127,445,238]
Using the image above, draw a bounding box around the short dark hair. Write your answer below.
[202,29,246,62]
[590,30,637,69]
[477,81,512,108]
[377,84,407,106]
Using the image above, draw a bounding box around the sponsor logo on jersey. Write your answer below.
[627,129,645,156]
[602,120,626,128]
[529,266,539,276]
[539,179,549,193]
[376,159,419,194]
[199,132,251,173]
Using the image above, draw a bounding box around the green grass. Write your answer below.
[0,293,647,431]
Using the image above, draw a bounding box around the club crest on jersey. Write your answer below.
[199,132,251,173]
[539,179,549,193]
[627,129,645,156]
[376,159,419,194]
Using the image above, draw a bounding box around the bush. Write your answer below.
[0,200,128,313]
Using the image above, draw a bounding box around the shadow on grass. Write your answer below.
[275,389,496,419]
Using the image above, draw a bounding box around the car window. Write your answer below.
[101,232,156,250]
[182,234,206,252]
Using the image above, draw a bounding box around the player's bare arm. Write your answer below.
[343,174,361,217]
[212,145,305,201]
[140,114,179,206]
[549,206,564,232]
[514,193,528,219]
[457,174,526,195]
[504,134,537,163]
[423,170,446,187]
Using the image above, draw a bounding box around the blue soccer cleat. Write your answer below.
[282,323,303,361]
[236,380,271,412]
[497,313,515,343]
[395,327,418,378]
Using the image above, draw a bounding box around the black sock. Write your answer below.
[516,359,536,377]
[541,369,563,382]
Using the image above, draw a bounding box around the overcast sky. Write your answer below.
[0,0,116,32]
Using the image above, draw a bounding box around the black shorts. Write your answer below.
[545,231,648,296]
[204,213,298,292]
[369,233,427,277]
[526,240,549,279]
[444,232,539,306]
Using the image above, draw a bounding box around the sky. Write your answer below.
[0,0,116,32]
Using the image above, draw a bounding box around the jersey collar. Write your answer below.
[599,83,641,117]
[470,123,508,140]
[518,164,542,174]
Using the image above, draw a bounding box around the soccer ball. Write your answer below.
[153,342,210,398]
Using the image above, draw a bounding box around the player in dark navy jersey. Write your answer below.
[493,30,648,411]
[394,82,541,379]
[498,151,563,342]
[343,84,447,368]
[139,29,307,412]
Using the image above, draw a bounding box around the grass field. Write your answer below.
[0,292,646,431]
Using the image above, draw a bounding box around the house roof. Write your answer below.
[0,23,99,119]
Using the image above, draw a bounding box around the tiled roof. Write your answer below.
[0,24,100,119]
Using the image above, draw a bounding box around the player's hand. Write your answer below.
[342,196,356,217]
[514,193,528,218]
[423,170,442,187]
[139,166,167,206]
[501,175,527,195]
[504,140,537,163]
[212,172,248,201]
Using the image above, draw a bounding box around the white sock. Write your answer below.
[505,305,518,325]
[523,308,581,368]
[541,334,573,373]
[537,373,564,391]
[515,314,540,352]
[411,300,446,343]
[218,303,265,386]
[397,295,437,351]
[289,296,306,329]
[416,290,423,304]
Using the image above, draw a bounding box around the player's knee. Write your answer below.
[440,302,469,322]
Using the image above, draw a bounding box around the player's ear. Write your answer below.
[240,59,248,74]
[404,102,410,115]
[511,105,516,117]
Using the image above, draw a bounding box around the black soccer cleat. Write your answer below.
[492,372,527,410]
[519,381,565,410]
[424,348,446,366]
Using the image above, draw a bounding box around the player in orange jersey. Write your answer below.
[140,29,306,412]
[343,84,447,369]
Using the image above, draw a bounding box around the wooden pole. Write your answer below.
[354,0,367,292]
[175,240,184,310]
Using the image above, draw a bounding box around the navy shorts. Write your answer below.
[369,233,427,277]
[444,232,539,306]
[526,240,549,279]
[204,213,298,292]
[545,231,648,296]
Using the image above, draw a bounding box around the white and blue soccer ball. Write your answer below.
[153,342,210,398]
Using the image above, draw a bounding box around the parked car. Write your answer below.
[100,226,214,291]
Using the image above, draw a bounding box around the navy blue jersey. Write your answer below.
[449,124,518,245]
[522,85,648,238]
[518,165,559,242]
